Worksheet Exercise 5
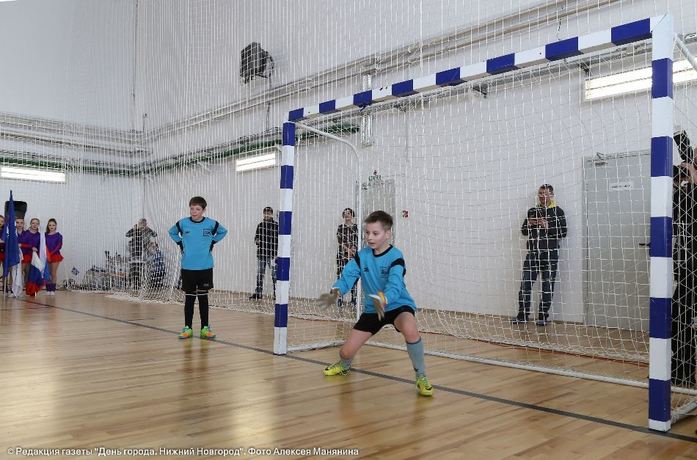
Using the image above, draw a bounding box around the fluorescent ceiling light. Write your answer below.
[585,60,697,101]
[235,153,276,172]
[1,166,66,183]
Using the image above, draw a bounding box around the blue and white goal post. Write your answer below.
[274,14,683,431]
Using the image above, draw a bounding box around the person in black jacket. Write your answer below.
[336,208,359,307]
[126,218,157,290]
[512,184,568,326]
[250,206,278,300]
[671,132,697,387]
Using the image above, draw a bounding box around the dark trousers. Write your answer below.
[129,261,144,290]
[671,262,697,387]
[255,257,277,295]
[337,256,357,305]
[517,250,559,320]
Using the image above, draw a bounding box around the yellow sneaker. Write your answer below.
[179,326,193,339]
[416,375,433,396]
[323,361,350,376]
[200,326,216,340]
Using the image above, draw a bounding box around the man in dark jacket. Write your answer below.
[250,207,278,300]
[512,184,568,326]
[126,218,157,290]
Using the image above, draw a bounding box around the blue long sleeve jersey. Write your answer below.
[168,217,228,270]
[333,245,416,314]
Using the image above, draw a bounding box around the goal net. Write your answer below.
[278,19,697,429]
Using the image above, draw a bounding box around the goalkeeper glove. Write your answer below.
[368,291,387,320]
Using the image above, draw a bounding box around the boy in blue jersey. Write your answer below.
[169,196,228,340]
[319,211,433,396]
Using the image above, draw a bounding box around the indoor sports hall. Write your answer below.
[3,1,697,458]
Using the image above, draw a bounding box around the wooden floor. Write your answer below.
[3,293,697,459]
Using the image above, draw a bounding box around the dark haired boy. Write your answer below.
[169,196,228,339]
[249,206,278,300]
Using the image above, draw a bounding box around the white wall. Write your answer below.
[136,0,550,127]
[0,0,135,129]
[137,0,697,160]
[2,0,695,133]
[0,0,140,288]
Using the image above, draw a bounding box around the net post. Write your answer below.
[648,13,674,432]
[274,121,295,355]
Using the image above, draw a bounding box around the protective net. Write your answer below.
[1,0,697,426]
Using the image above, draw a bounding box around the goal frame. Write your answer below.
[274,15,675,431]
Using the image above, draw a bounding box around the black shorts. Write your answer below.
[181,268,213,293]
[353,306,416,335]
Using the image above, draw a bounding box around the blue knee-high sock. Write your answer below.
[406,338,426,377]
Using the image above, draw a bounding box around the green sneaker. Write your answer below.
[416,375,433,396]
[179,326,193,339]
[323,361,350,376]
[200,326,216,340]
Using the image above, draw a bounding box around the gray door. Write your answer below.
[583,151,651,331]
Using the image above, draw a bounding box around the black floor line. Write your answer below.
[15,298,697,444]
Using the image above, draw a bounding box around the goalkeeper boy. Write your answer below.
[319,210,433,396]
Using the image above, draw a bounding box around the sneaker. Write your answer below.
[510,315,529,324]
[249,293,262,300]
[323,361,350,376]
[200,326,216,340]
[535,319,548,326]
[416,375,434,396]
[179,326,193,339]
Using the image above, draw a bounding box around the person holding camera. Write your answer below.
[512,184,568,326]
[671,131,697,386]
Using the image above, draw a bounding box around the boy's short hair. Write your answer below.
[263,206,273,213]
[539,184,554,193]
[364,210,393,230]
[189,196,207,209]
